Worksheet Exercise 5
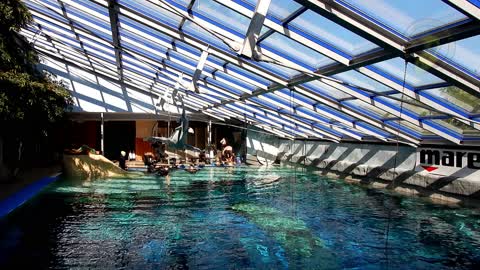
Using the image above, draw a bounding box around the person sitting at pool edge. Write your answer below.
[220,138,235,165]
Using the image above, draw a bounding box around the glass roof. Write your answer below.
[429,36,480,79]
[338,0,468,38]
[20,0,480,145]
[289,9,378,56]
[241,0,303,21]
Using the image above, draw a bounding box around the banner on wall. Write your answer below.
[415,148,480,179]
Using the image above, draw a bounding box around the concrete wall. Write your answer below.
[246,131,480,204]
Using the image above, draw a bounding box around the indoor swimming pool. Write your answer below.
[0,166,479,269]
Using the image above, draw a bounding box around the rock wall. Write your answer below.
[63,154,141,179]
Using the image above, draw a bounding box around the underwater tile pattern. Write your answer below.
[1,166,479,269]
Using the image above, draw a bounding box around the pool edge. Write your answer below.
[0,173,61,218]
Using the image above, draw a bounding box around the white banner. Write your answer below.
[415,148,480,180]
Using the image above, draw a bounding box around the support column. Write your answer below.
[208,120,213,160]
[100,112,104,155]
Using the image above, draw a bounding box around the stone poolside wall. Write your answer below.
[246,132,480,204]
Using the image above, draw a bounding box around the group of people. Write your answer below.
[118,137,240,175]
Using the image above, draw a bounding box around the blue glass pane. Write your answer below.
[422,86,480,114]
[442,118,480,135]
[204,78,244,96]
[174,40,202,56]
[64,5,111,35]
[295,107,334,123]
[206,55,226,66]
[356,122,394,138]
[25,0,69,24]
[241,0,302,20]
[72,0,109,17]
[119,0,183,28]
[429,36,480,79]
[224,64,272,86]
[119,15,173,44]
[379,94,430,116]
[342,99,394,119]
[334,70,393,93]
[182,21,233,52]
[289,10,378,56]
[370,57,444,87]
[214,72,257,92]
[260,33,336,70]
[192,0,251,37]
[171,0,192,7]
[302,80,351,100]
[315,104,355,122]
[120,29,169,62]
[255,61,300,79]
[338,0,467,38]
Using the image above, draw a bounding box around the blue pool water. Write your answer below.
[0,166,479,269]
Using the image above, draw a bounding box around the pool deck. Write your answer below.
[0,165,61,203]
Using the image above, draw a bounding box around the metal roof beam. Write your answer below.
[107,0,122,81]
[443,0,480,20]
[238,0,271,58]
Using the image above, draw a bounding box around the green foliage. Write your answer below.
[0,70,72,125]
[0,0,37,72]
[0,0,72,136]
[0,0,31,31]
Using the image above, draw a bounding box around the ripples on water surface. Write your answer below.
[1,166,480,269]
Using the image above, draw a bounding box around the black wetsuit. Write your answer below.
[119,155,127,170]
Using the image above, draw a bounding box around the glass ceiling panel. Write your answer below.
[168,50,198,68]
[72,0,109,17]
[334,70,394,93]
[181,21,233,52]
[315,104,355,122]
[255,61,300,79]
[384,120,425,137]
[241,0,303,21]
[356,122,393,138]
[119,0,183,28]
[427,119,464,139]
[302,80,351,100]
[170,0,192,7]
[224,64,272,87]
[429,36,480,79]
[342,99,394,119]
[119,15,173,44]
[295,107,336,124]
[289,10,378,56]
[379,94,432,117]
[213,72,257,92]
[260,33,336,70]
[337,0,467,38]
[64,5,112,41]
[371,57,444,87]
[25,0,69,24]
[444,118,480,136]
[121,38,165,63]
[204,77,244,96]
[422,86,480,114]
[192,0,252,37]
